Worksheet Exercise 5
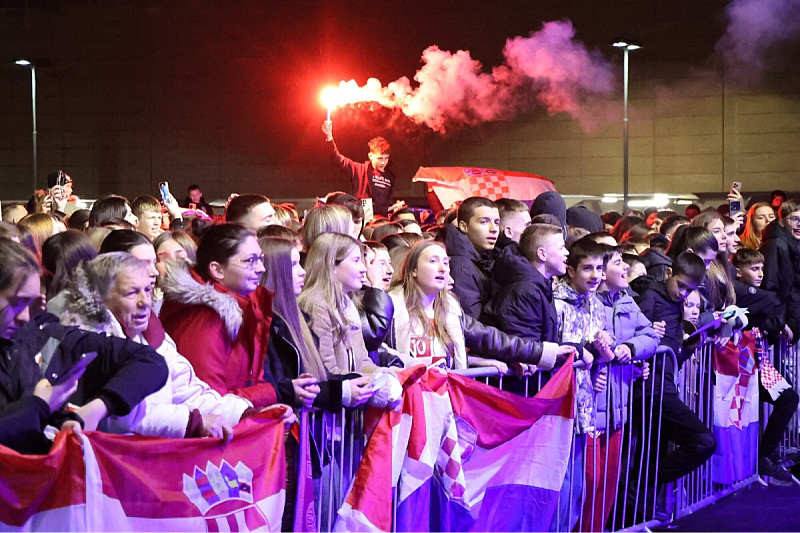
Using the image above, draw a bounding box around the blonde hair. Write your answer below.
[390,241,456,360]
[18,213,57,256]
[301,205,353,251]
[298,232,362,346]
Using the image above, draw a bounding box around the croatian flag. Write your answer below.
[0,412,287,532]
[413,167,556,211]
[711,332,759,485]
[335,358,575,532]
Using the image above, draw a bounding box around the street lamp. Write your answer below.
[15,59,37,192]
[612,42,640,215]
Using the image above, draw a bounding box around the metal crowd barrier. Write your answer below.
[303,337,791,532]
[766,338,800,467]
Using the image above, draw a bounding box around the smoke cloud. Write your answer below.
[715,0,800,84]
[327,20,616,133]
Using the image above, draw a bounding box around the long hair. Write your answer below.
[18,213,56,257]
[195,224,252,280]
[301,205,353,251]
[42,230,97,299]
[298,233,362,346]
[689,212,735,308]
[389,241,455,360]
[259,237,326,380]
[153,230,198,264]
[740,202,772,250]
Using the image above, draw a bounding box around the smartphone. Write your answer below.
[728,181,742,217]
[52,352,98,386]
[159,182,171,204]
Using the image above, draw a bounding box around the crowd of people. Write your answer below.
[1,150,799,530]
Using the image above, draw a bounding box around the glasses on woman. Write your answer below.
[231,254,265,270]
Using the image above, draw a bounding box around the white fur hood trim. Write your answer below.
[160,261,243,340]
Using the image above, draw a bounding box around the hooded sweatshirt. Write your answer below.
[439,224,496,319]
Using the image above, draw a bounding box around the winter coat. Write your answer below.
[760,219,800,337]
[265,314,356,412]
[631,275,684,383]
[329,140,395,216]
[553,281,607,434]
[55,282,252,438]
[159,265,278,410]
[387,290,467,370]
[733,280,786,341]
[461,314,557,370]
[359,286,394,365]
[595,289,660,430]
[439,224,496,319]
[483,249,559,342]
[640,248,672,283]
[304,297,377,376]
[0,313,168,453]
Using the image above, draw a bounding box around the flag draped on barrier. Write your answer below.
[335,359,575,532]
[712,332,759,485]
[0,413,287,532]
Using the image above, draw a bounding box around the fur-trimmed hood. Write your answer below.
[159,261,244,340]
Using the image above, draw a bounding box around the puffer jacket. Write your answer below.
[359,286,394,365]
[483,248,559,342]
[595,289,659,430]
[56,277,252,439]
[461,314,559,370]
[760,219,800,337]
[159,264,278,410]
[439,224,496,319]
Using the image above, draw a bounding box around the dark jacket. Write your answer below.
[760,219,800,337]
[264,314,354,413]
[0,313,169,453]
[640,248,672,283]
[329,140,395,216]
[733,280,786,341]
[440,224,496,320]
[483,250,558,343]
[631,275,685,376]
[359,286,394,364]
[461,314,557,369]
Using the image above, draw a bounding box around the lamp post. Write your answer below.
[15,59,37,192]
[612,42,640,215]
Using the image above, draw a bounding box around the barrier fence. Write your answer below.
[307,337,800,532]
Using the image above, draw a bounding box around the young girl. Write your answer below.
[388,241,467,370]
[159,224,280,412]
[260,237,373,409]
[297,233,378,376]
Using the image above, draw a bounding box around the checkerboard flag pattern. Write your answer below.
[465,170,511,200]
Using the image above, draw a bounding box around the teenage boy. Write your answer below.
[437,196,500,319]
[732,248,798,481]
[225,194,277,233]
[627,252,716,513]
[495,198,531,251]
[586,245,660,530]
[322,121,395,217]
[551,237,612,532]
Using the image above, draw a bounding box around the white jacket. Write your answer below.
[388,290,467,370]
[52,286,252,438]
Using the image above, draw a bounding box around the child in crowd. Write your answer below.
[551,237,612,531]
[623,253,647,283]
[626,252,716,520]
[587,244,661,529]
[731,248,798,481]
[682,290,702,328]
